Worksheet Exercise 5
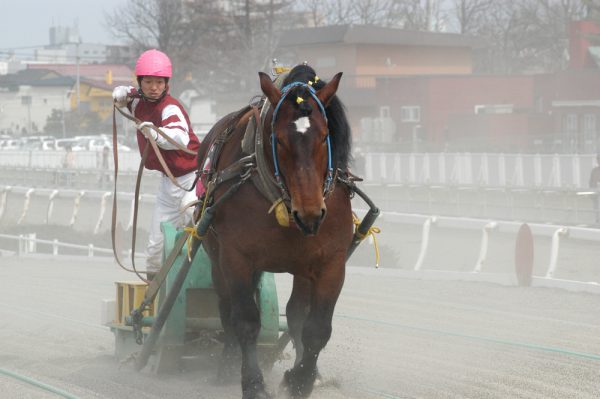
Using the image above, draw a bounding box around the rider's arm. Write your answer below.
[155,104,191,150]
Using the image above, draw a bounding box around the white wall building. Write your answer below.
[0,71,73,135]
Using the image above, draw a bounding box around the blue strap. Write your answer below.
[270,81,333,194]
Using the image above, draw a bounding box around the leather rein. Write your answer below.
[110,103,199,282]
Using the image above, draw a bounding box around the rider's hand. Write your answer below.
[112,86,135,107]
[137,121,158,141]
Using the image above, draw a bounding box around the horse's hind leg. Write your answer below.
[282,263,345,398]
[286,276,311,367]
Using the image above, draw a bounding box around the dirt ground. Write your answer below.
[0,255,598,399]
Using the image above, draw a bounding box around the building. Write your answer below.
[275,24,481,149]
[373,21,600,153]
[275,21,600,154]
[27,63,136,119]
[0,69,73,135]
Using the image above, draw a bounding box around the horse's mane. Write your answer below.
[282,65,353,171]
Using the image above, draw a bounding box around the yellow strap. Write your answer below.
[352,213,381,268]
[183,226,204,262]
[268,198,290,227]
[183,194,210,261]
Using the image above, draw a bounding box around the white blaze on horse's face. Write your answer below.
[294,116,311,134]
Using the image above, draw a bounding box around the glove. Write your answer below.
[138,121,159,141]
[112,86,134,107]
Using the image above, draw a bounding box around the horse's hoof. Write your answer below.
[314,370,323,387]
[216,363,239,385]
[280,368,316,398]
[242,387,272,399]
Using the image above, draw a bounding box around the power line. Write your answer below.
[0,50,130,62]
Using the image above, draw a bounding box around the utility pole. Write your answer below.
[75,41,80,111]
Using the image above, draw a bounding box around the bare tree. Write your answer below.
[105,0,188,54]
[322,0,357,25]
[472,0,588,73]
[106,0,297,95]
[351,0,397,25]
[450,0,494,34]
[106,0,593,89]
[389,0,446,31]
[584,0,600,17]
[299,0,327,26]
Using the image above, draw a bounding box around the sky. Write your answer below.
[0,0,127,50]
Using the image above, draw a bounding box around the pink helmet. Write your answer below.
[135,49,172,78]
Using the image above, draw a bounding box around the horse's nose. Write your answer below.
[292,207,327,236]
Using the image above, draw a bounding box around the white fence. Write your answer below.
[0,150,143,171]
[355,211,600,294]
[364,153,597,189]
[1,151,598,189]
[1,183,599,294]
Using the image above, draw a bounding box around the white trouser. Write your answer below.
[146,171,197,272]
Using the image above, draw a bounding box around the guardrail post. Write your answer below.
[53,239,59,255]
[17,188,35,225]
[88,244,94,257]
[18,234,24,255]
[69,191,85,227]
[473,221,497,273]
[0,186,11,220]
[27,233,36,253]
[414,216,436,271]
[94,192,112,234]
[545,227,569,279]
[46,190,59,224]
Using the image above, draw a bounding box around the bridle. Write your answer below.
[269,81,335,198]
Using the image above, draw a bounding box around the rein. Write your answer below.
[113,105,198,191]
[111,104,198,282]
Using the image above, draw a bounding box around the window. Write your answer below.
[583,114,596,134]
[564,113,578,133]
[379,106,390,118]
[535,96,544,112]
[401,106,420,122]
[474,104,513,114]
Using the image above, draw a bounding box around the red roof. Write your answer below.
[27,63,135,83]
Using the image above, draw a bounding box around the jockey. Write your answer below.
[112,49,200,280]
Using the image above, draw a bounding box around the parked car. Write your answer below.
[88,136,132,152]
[0,139,22,150]
[55,138,85,151]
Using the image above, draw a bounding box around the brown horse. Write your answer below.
[198,64,354,399]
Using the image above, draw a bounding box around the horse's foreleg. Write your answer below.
[282,263,345,398]
[216,296,240,384]
[230,279,270,399]
[211,255,240,385]
[286,276,311,367]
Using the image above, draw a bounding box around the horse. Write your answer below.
[197,64,354,399]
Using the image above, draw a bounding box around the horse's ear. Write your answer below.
[259,72,281,106]
[316,72,342,107]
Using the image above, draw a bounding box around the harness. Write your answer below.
[270,81,335,198]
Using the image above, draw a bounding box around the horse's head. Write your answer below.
[259,69,343,236]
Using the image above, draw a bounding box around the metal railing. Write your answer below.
[0,233,112,257]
